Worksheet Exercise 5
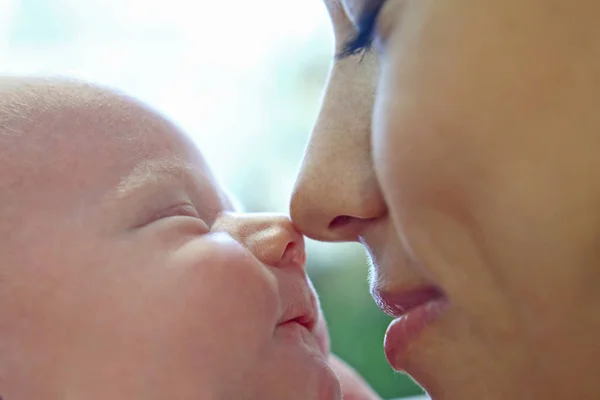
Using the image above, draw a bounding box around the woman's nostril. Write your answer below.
[328,215,353,230]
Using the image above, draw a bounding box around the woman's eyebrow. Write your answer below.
[114,158,195,200]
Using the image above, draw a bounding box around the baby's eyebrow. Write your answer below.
[114,158,195,199]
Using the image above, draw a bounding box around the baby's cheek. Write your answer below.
[306,277,329,355]
[132,233,283,392]
[171,232,280,343]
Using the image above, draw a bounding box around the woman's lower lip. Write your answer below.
[384,297,449,371]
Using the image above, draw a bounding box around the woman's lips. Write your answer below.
[373,286,449,371]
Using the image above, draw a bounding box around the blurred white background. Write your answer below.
[1,0,329,210]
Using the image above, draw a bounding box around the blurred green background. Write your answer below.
[1,0,425,397]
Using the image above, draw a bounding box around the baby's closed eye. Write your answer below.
[139,201,210,235]
[147,202,201,223]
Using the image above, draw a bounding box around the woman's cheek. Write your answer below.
[372,59,420,223]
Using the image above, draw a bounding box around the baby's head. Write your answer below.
[0,77,339,400]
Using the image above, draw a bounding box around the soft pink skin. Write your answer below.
[0,77,340,400]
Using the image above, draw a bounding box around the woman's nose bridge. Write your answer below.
[215,213,306,268]
[289,61,386,241]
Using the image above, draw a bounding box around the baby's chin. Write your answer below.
[315,313,330,356]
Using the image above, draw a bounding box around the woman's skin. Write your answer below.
[291,0,600,398]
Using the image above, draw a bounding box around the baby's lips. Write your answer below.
[314,313,330,356]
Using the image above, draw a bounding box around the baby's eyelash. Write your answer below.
[152,203,200,221]
[336,5,384,60]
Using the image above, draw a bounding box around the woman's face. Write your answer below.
[291,0,600,398]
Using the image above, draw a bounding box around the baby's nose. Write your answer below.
[212,213,306,269]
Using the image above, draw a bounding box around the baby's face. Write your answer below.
[0,79,339,400]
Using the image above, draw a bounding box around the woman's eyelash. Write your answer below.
[336,5,384,60]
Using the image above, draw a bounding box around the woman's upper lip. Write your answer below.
[372,285,446,318]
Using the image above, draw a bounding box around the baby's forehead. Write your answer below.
[0,76,216,212]
[0,76,202,162]
[0,77,163,146]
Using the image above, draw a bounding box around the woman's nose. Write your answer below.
[290,60,386,242]
[212,213,306,269]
